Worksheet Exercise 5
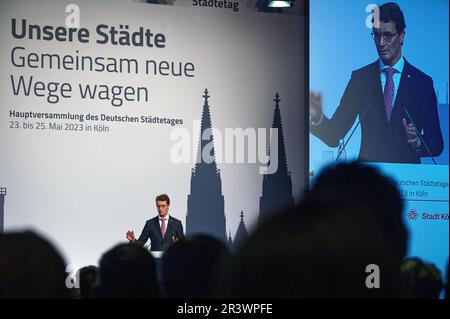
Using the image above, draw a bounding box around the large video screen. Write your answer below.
[309,0,448,279]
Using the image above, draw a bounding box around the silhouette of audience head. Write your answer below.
[222,200,406,298]
[161,234,230,299]
[401,257,443,299]
[78,265,99,299]
[307,161,407,263]
[0,230,69,299]
[99,243,160,299]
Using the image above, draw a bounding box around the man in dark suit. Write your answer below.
[310,2,443,164]
[126,194,184,251]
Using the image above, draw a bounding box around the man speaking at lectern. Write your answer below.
[126,194,184,251]
[309,2,443,164]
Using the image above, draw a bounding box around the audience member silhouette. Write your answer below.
[0,231,69,299]
[161,234,230,299]
[98,243,160,299]
[401,257,443,299]
[220,200,406,298]
[78,265,99,299]
[307,162,408,264]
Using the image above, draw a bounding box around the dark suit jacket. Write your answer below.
[133,215,184,251]
[310,59,444,164]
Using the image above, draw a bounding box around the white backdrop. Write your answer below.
[0,0,305,267]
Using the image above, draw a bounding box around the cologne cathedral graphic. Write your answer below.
[186,90,294,244]
[186,89,227,242]
[259,93,295,224]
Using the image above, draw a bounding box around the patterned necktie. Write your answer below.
[161,218,166,239]
[383,67,398,122]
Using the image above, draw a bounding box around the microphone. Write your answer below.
[403,106,437,165]
[337,139,347,161]
[336,104,371,161]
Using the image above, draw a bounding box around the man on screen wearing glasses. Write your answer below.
[310,2,443,164]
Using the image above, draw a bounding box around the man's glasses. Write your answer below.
[371,31,397,43]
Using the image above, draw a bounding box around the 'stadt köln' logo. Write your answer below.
[408,208,418,221]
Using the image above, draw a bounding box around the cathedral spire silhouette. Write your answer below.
[186,89,226,242]
[0,187,6,234]
[227,230,233,250]
[259,93,294,224]
[233,211,249,251]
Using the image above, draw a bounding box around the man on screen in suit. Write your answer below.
[309,2,444,164]
[126,194,184,251]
